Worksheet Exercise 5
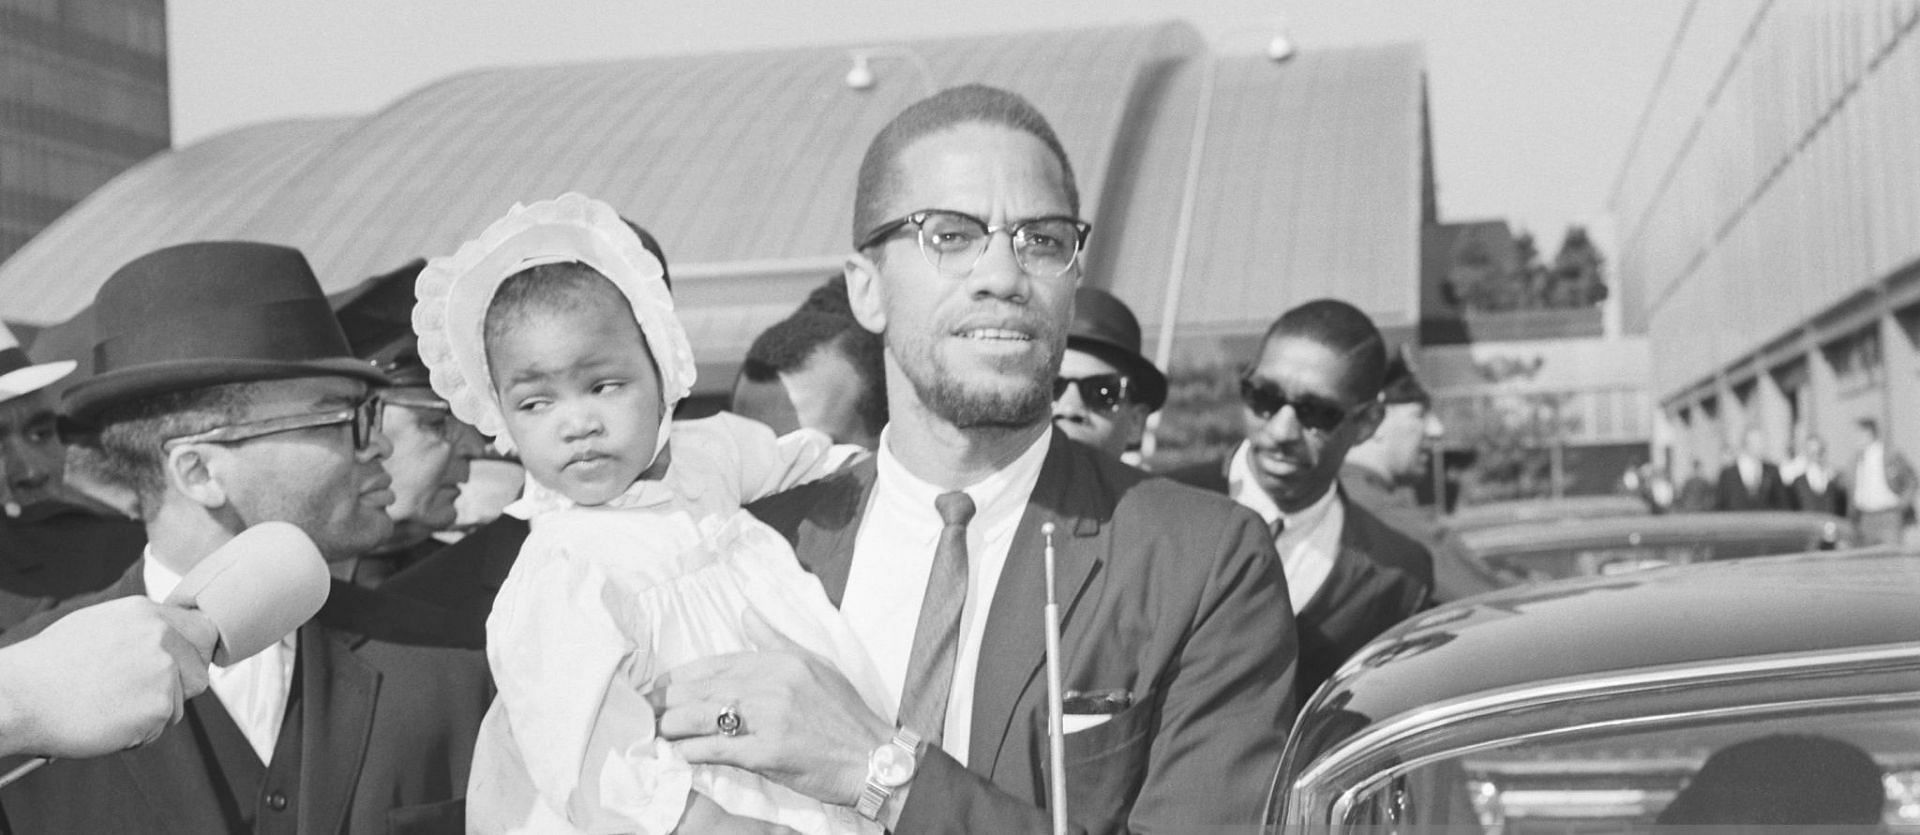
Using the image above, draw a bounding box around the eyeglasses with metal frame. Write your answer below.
[1238,377,1367,433]
[377,391,468,443]
[857,209,1093,278]
[1053,374,1132,413]
[161,396,385,452]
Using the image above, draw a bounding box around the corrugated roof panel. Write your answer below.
[1136,43,1425,366]
[0,118,352,318]
[1,24,1431,394]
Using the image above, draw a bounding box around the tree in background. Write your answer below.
[1452,225,1608,312]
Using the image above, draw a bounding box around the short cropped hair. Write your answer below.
[741,309,888,438]
[481,261,638,372]
[852,84,1079,248]
[77,382,262,519]
[1263,299,1388,403]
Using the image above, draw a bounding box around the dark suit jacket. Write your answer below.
[749,432,1296,834]
[380,514,531,649]
[1714,461,1792,510]
[1167,456,1434,705]
[1790,472,1848,517]
[0,563,493,834]
[0,500,144,633]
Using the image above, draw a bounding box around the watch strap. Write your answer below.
[857,726,923,820]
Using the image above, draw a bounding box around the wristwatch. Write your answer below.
[857,726,922,821]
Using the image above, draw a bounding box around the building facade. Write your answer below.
[0,0,168,264]
[1614,0,1920,475]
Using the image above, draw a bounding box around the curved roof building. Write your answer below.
[1,21,1432,396]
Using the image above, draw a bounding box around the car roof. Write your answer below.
[1321,548,1920,725]
[1449,510,1843,555]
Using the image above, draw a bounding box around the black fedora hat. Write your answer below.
[1068,286,1167,411]
[64,241,389,424]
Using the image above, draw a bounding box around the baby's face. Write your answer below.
[489,303,662,506]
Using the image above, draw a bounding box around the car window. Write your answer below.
[1335,702,1920,831]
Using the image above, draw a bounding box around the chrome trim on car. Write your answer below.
[1287,641,1920,825]
[1324,689,1920,825]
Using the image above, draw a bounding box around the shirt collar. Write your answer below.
[1227,441,1339,536]
[873,424,1053,538]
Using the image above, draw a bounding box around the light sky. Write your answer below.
[168,0,1687,243]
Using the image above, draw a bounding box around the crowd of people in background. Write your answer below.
[0,85,1456,833]
[1625,418,1917,546]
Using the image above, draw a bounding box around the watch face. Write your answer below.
[871,743,916,786]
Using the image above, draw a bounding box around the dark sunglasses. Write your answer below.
[1238,378,1363,433]
[1053,374,1131,412]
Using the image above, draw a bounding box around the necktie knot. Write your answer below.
[936,491,976,527]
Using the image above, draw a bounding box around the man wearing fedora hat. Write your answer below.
[1051,286,1167,460]
[0,322,144,632]
[0,242,491,834]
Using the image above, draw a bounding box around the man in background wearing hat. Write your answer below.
[0,323,144,632]
[1168,299,1433,705]
[1340,350,1446,557]
[0,242,491,834]
[335,259,489,588]
[1051,286,1167,460]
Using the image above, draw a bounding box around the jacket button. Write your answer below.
[266,791,289,811]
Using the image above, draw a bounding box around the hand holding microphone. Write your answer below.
[0,522,328,770]
[0,596,216,759]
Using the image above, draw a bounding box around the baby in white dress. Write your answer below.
[413,194,886,834]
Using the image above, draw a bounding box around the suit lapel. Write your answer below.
[971,435,1104,777]
[296,622,379,835]
[791,455,877,606]
[97,565,228,835]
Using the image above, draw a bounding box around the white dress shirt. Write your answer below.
[1226,442,1344,613]
[1855,441,1900,512]
[144,549,297,765]
[840,427,1052,766]
[1736,454,1762,494]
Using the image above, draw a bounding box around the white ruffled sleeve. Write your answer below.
[486,527,690,835]
[701,412,861,503]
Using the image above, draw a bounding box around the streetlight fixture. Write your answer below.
[844,46,938,96]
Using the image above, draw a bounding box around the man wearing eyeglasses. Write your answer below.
[337,260,490,588]
[1051,287,1166,460]
[0,242,490,834]
[649,85,1294,834]
[1168,299,1433,705]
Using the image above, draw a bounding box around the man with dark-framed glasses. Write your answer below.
[0,241,490,834]
[1051,286,1166,460]
[1170,298,1433,706]
[648,84,1294,833]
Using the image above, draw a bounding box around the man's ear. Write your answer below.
[843,253,888,336]
[164,444,229,510]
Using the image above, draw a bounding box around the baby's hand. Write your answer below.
[677,791,800,835]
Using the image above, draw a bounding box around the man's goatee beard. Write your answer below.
[915,375,1051,429]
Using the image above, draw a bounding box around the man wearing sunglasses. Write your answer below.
[649,85,1294,834]
[1169,299,1433,705]
[1051,287,1166,459]
[0,242,490,834]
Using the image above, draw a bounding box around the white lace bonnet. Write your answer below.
[411,193,696,459]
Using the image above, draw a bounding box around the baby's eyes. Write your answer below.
[514,397,551,413]
[592,380,625,395]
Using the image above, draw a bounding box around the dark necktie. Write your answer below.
[898,490,975,747]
